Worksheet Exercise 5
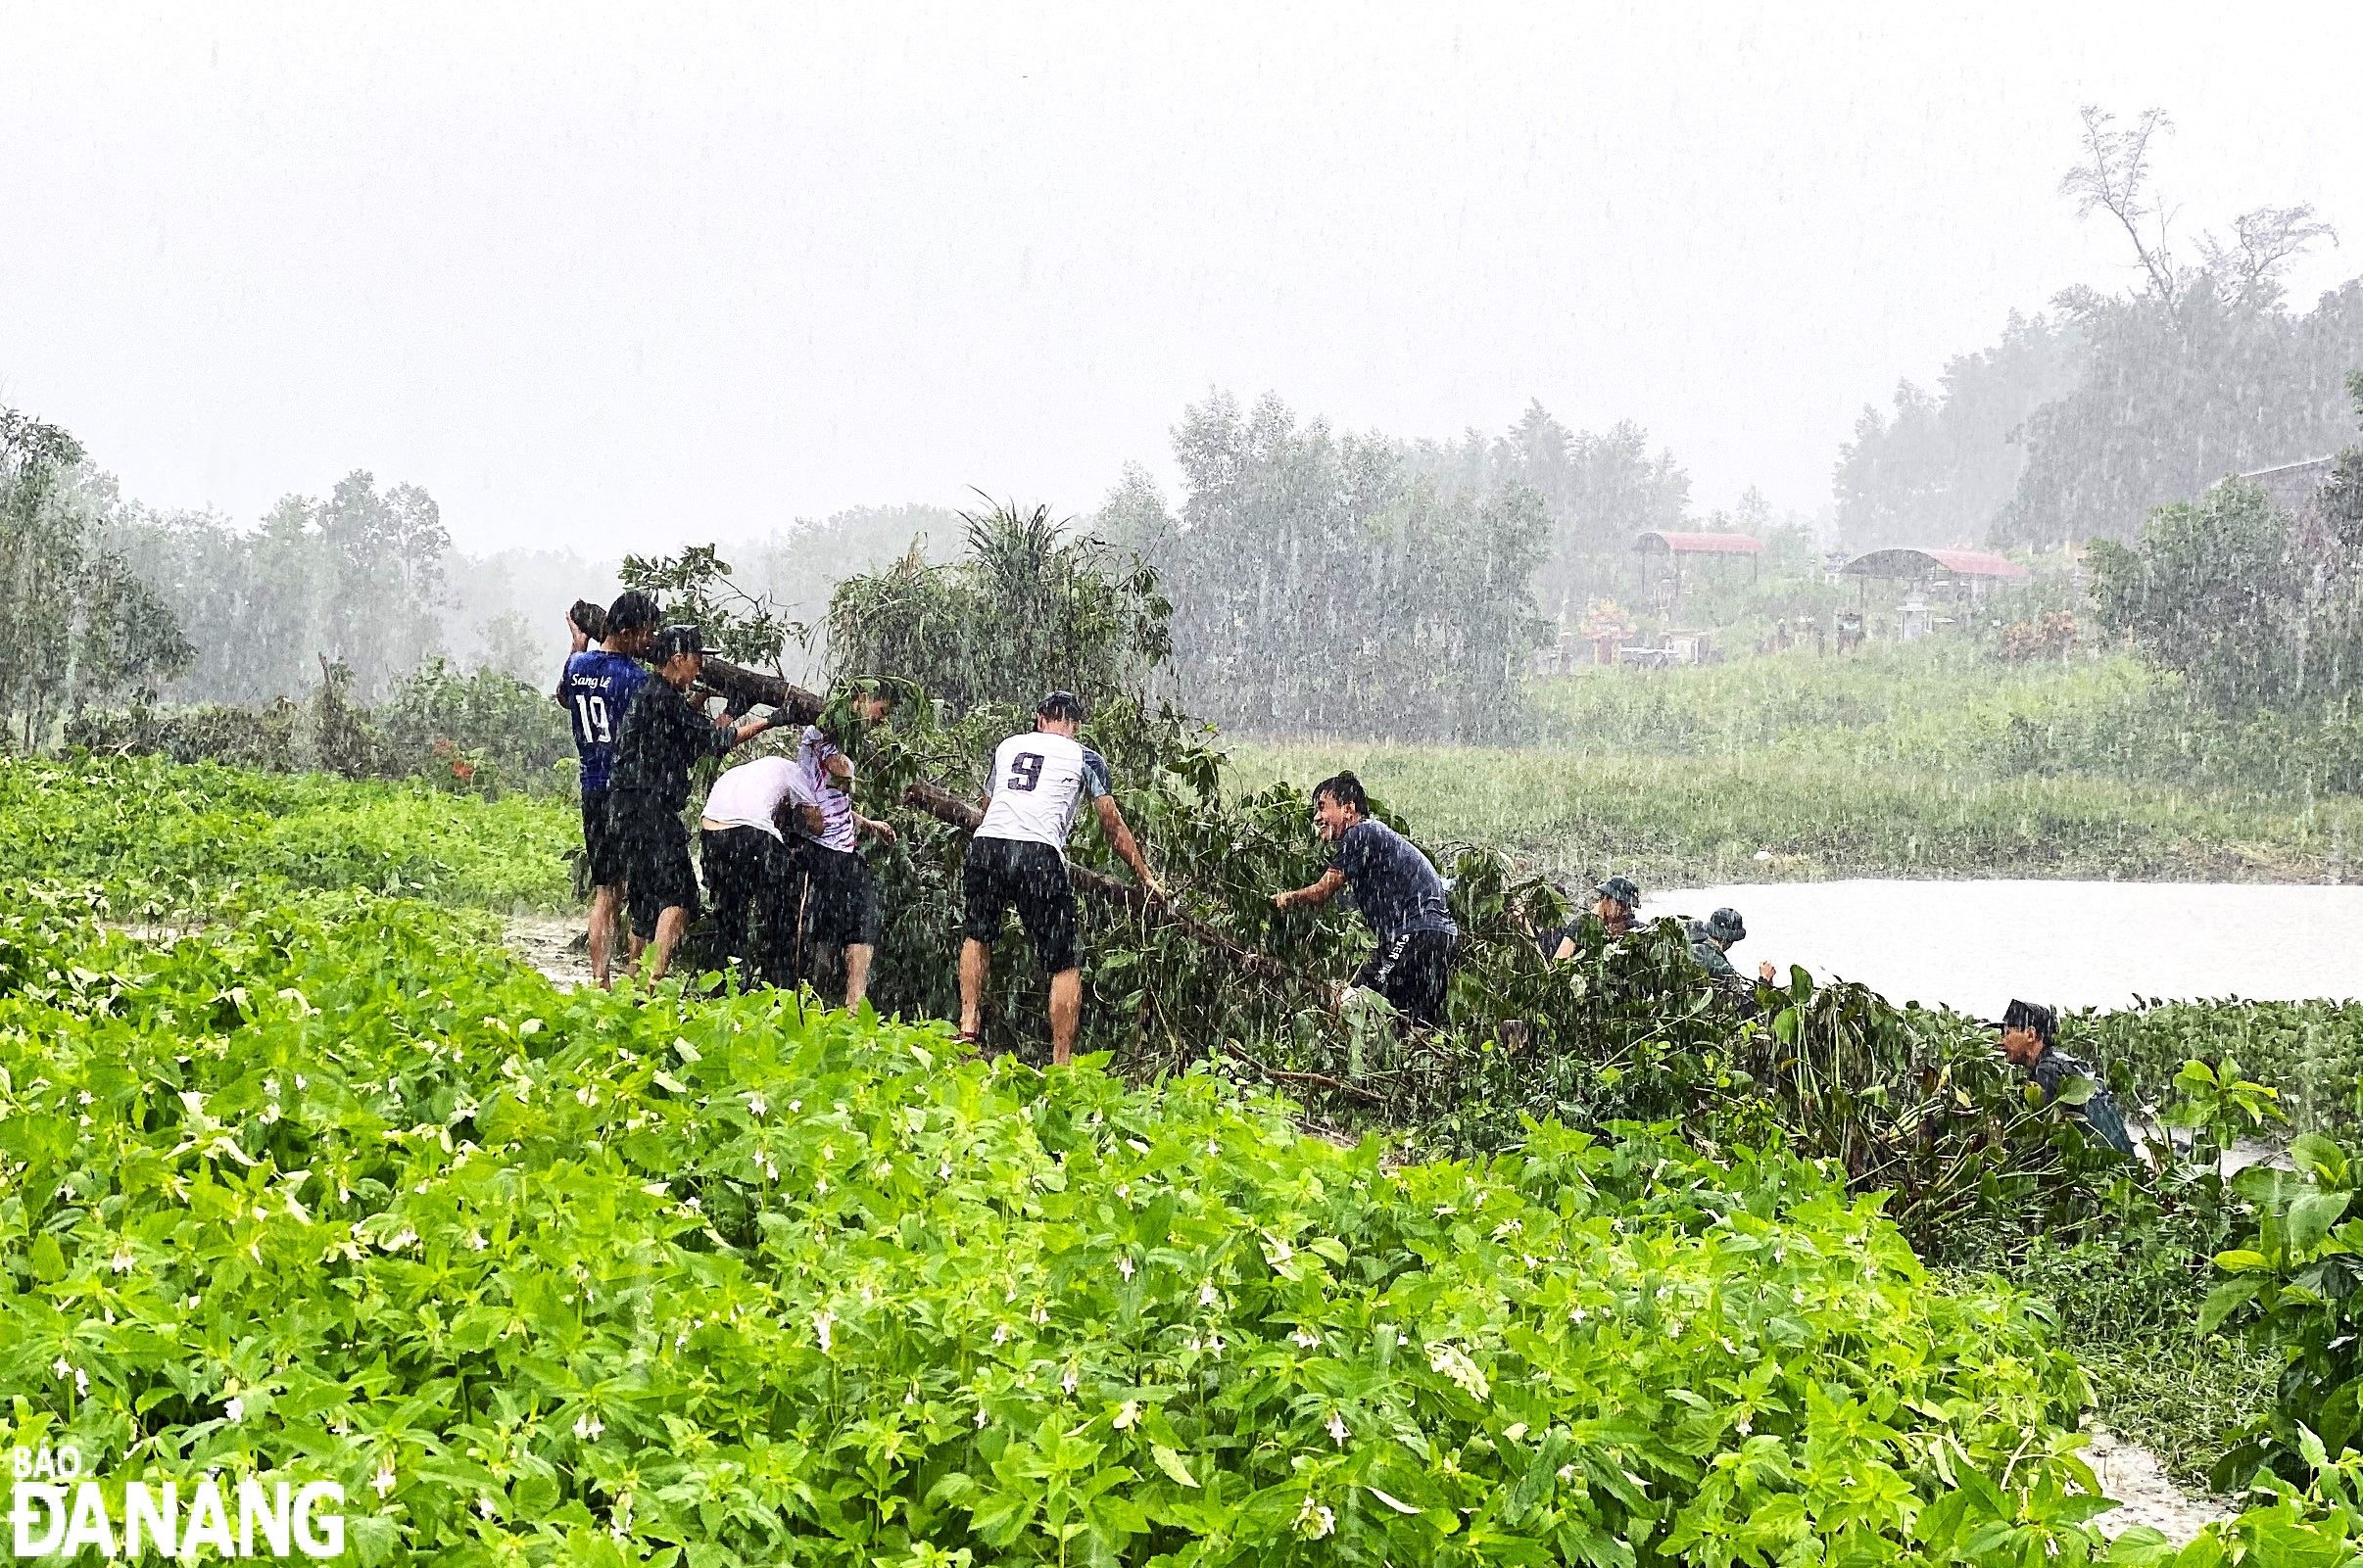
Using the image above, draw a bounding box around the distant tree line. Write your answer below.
[1836,107,2363,550]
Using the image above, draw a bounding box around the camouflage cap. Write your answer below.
[1704,907,1746,944]
[1594,875,1641,909]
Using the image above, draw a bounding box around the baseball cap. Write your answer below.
[651,624,706,663]
[1595,875,1642,908]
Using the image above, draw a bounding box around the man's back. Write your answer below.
[976,731,1109,852]
[559,650,650,793]
[1332,819,1456,944]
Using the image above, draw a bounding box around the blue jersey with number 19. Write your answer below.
[975,731,1110,854]
[559,650,651,793]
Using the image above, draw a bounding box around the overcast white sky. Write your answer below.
[5,2,2361,554]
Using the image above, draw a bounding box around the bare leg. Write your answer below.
[644,905,690,984]
[1048,967,1082,1065]
[588,885,621,987]
[844,943,873,1011]
[958,938,989,1038]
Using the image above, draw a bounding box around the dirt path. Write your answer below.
[506,914,595,990]
[2087,1425,2230,1544]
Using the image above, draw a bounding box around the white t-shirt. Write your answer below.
[975,731,1111,852]
[700,756,818,841]
[796,726,859,853]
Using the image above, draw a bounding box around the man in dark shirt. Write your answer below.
[605,624,773,985]
[1270,771,1459,1029]
[1686,906,1778,1011]
[1999,998,2137,1157]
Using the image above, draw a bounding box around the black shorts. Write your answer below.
[962,835,1079,974]
[609,792,699,939]
[803,845,883,949]
[1352,929,1459,1028]
[582,788,629,889]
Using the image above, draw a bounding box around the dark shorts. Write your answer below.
[582,787,629,889]
[700,826,803,984]
[804,845,883,949]
[962,835,1079,974]
[609,792,699,939]
[1352,928,1459,1028]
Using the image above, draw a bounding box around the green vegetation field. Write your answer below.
[10,750,2363,1564]
[1230,645,2363,885]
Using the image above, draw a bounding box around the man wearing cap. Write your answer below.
[1552,875,1641,961]
[605,624,774,986]
[1688,907,1779,1009]
[559,591,661,985]
[958,690,1165,1066]
[1271,771,1460,1031]
[1999,999,2138,1156]
[699,753,826,990]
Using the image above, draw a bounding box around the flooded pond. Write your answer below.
[1645,879,2363,1019]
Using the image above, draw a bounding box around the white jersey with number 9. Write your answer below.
[975,731,1111,854]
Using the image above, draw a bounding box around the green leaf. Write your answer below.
[2287,1191,2351,1255]
[28,1233,66,1283]
[2197,1277,2261,1336]
[1149,1446,1198,1490]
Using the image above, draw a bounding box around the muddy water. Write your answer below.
[1644,879,2363,1018]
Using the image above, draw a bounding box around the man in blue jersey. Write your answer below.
[558,591,660,985]
[957,690,1165,1066]
[1271,771,1460,1030]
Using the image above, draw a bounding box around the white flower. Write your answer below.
[1426,1342,1490,1402]
[372,1463,397,1498]
[78,1089,94,1106]
[1117,1256,1134,1281]
[1198,1280,1219,1307]
[938,1160,952,1180]
[789,1100,801,1114]
[478,1496,496,1519]
[813,1309,835,1353]
[75,1368,90,1398]
[1735,1413,1752,1435]
[975,1406,989,1429]
[1292,1327,1321,1349]
[1115,1184,1130,1201]
[573,1413,604,1441]
[992,1324,1009,1346]
[295,1074,307,1090]
[1294,1497,1335,1539]
[466,1230,487,1252]
[225,1395,244,1422]
[1206,1139,1220,1157]
[682,1197,701,1213]
[747,1093,767,1117]
[1115,1401,1140,1430]
[1031,1305,1049,1325]
[51,1355,71,1380]
[110,1247,135,1273]
[1326,1410,1348,1447]
[1061,1366,1079,1396]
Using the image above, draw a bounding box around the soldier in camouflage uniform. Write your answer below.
[1686,907,1777,1009]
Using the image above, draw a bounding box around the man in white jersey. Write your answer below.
[958,689,1165,1065]
[796,688,898,1010]
[699,754,825,989]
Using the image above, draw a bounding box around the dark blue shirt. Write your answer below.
[1331,819,1457,943]
[559,650,651,793]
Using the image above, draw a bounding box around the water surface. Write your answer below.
[1646,879,2363,1019]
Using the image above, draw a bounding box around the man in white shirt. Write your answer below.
[958,690,1165,1065]
[796,688,898,1011]
[699,754,824,990]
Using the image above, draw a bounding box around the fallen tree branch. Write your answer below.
[900,780,1295,984]
[695,656,825,726]
[1216,1042,1387,1106]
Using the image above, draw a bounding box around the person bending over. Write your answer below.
[957,690,1164,1065]
[1999,998,2137,1157]
[699,753,824,990]
[1552,875,1641,961]
[1271,771,1460,1030]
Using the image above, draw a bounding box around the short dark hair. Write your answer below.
[1312,772,1367,815]
[1037,689,1086,723]
[606,591,661,634]
[2002,998,2057,1045]
[569,598,607,641]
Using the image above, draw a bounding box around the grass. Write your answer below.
[1227,643,2363,886]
